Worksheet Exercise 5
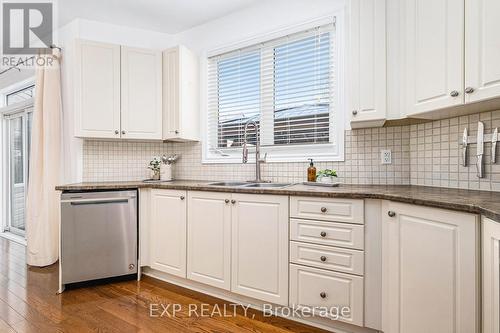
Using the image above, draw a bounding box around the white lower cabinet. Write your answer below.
[482,217,500,333]
[382,201,479,333]
[150,189,187,278]
[187,191,231,290]
[231,194,289,305]
[289,264,364,326]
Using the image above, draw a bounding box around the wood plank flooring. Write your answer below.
[0,237,329,333]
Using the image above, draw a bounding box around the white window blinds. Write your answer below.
[207,22,335,152]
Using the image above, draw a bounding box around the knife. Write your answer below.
[477,121,484,178]
[462,128,468,167]
[492,128,498,163]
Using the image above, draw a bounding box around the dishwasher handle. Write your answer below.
[63,198,131,205]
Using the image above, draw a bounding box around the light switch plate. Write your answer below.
[381,149,392,164]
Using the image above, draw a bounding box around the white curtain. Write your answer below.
[26,50,62,267]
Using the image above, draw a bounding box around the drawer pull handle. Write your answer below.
[388,211,396,217]
[320,231,327,237]
[320,256,327,262]
[320,207,327,213]
[225,199,230,204]
[320,292,327,299]
[180,196,185,200]
[231,200,236,204]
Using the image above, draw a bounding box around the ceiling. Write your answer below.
[58,0,262,34]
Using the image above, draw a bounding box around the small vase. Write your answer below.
[151,169,160,180]
[317,175,336,183]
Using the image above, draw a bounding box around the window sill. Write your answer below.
[0,231,26,246]
[203,143,344,164]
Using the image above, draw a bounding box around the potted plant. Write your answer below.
[148,156,162,180]
[316,169,338,183]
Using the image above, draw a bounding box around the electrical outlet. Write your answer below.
[381,149,392,164]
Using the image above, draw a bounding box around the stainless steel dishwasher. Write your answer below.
[61,190,137,285]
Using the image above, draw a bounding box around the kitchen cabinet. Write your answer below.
[150,189,187,278]
[349,0,387,128]
[231,194,288,305]
[162,46,199,141]
[187,191,231,290]
[465,0,500,104]
[74,40,121,138]
[404,0,464,115]
[382,201,479,333]
[75,40,163,140]
[121,47,162,139]
[482,217,500,333]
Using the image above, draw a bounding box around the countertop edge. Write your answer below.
[55,182,500,222]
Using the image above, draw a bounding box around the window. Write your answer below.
[6,85,35,105]
[205,21,343,163]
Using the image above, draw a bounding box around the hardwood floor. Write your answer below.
[0,237,329,333]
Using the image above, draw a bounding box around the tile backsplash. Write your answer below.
[82,110,500,191]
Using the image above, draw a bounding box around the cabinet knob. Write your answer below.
[225,199,230,204]
[121,130,126,135]
[321,207,327,213]
[320,256,327,262]
[320,292,327,299]
[180,196,185,200]
[465,87,475,94]
[450,90,459,97]
[175,130,179,134]
[231,199,236,204]
[114,130,119,135]
[388,211,396,217]
[352,110,358,116]
[320,231,327,237]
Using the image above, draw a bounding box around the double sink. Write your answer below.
[208,181,292,189]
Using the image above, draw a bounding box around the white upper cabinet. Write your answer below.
[350,0,387,128]
[163,46,200,141]
[404,0,464,115]
[382,201,479,333]
[75,40,163,140]
[75,40,121,138]
[465,0,500,103]
[121,47,163,140]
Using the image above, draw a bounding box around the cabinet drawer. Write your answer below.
[290,241,364,275]
[290,219,364,250]
[290,264,364,326]
[290,196,364,224]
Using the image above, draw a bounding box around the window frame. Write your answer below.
[202,14,345,164]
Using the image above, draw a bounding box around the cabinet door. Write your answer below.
[350,0,387,126]
[75,40,121,138]
[121,47,162,140]
[187,191,231,290]
[150,189,187,278]
[465,0,500,103]
[482,217,500,333]
[382,201,479,333]
[162,47,180,140]
[231,194,288,305]
[405,0,464,114]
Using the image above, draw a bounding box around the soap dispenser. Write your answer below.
[307,158,316,182]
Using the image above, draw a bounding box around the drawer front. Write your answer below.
[290,196,364,224]
[290,218,364,250]
[290,241,364,275]
[290,264,364,326]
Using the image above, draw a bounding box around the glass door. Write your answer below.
[6,113,28,236]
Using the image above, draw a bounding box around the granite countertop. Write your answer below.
[56,180,500,221]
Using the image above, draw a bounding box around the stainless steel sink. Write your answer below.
[208,182,249,187]
[243,183,292,188]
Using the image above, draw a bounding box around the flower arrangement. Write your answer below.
[148,156,162,180]
[316,169,338,183]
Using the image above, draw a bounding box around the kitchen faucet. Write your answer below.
[242,120,268,183]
